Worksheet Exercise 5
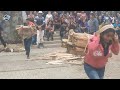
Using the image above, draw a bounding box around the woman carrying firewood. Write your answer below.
[84,24,120,79]
[19,18,35,59]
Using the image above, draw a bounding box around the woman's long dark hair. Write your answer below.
[100,28,115,56]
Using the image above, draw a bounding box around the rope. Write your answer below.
[84,33,90,54]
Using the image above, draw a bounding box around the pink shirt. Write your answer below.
[84,35,119,68]
[28,21,35,26]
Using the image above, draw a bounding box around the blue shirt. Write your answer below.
[34,16,44,25]
[88,18,99,33]
[113,23,120,28]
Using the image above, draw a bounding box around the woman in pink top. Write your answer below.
[84,25,119,79]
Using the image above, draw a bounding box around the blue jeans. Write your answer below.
[84,63,105,79]
[32,34,37,45]
[24,37,32,56]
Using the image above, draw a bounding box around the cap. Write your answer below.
[38,11,43,14]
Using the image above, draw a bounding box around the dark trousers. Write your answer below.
[84,63,105,79]
[46,30,54,41]
[60,31,65,41]
[0,32,6,47]
[54,24,60,31]
[32,34,37,45]
[24,37,32,56]
[81,28,88,33]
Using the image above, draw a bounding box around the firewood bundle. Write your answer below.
[16,25,36,38]
[61,39,68,48]
[62,29,93,56]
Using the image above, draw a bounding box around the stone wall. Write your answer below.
[0,11,23,44]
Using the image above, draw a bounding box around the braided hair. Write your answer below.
[100,28,115,56]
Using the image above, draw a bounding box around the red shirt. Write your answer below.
[28,21,35,26]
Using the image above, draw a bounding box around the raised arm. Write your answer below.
[111,34,120,55]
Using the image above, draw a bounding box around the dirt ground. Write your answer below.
[0,45,120,79]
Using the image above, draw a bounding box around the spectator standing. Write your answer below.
[45,20,54,41]
[113,20,120,42]
[79,19,89,33]
[45,11,53,25]
[88,13,99,34]
[53,11,61,31]
[80,11,87,22]
[34,11,45,48]
[104,12,111,24]
[117,13,120,22]
[60,22,67,40]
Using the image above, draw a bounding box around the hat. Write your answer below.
[96,24,115,34]
[90,11,94,14]
[38,11,43,14]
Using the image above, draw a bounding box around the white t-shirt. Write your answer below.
[110,17,115,23]
[45,14,53,24]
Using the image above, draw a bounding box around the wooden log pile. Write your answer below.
[32,52,84,65]
[62,29,93,56]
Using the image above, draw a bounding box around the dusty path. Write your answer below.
[0,46,120,79]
